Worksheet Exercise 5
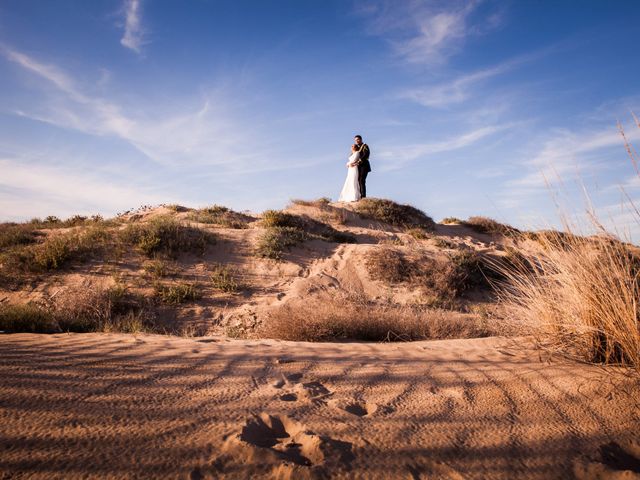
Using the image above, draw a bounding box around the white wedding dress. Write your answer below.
[338,151,361,202]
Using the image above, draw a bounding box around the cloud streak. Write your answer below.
[120,0,145,53]
[357,0,501,66]
[376,124,511,171]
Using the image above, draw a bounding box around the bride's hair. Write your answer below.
[351,144,359,152]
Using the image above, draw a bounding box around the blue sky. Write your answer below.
[1,1,640,238]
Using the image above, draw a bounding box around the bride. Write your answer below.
[338,144,361,202]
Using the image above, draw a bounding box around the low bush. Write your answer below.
[366,248,491,307]
[143,259,174,278]
[260,294,494,342]
[0,285,154,334]
[0,303,58,333]
[210,263,242,293]
[441,217,462,224]
[0,223,42,249]
[0,226,113,278]
[290,198,332,208]
[463,216,519,236]
[122,216,215,258]
[355,198,436,232]
[154,282,201,304]
[188,205,252,228]
[366,248,414,283]
[255,227,307,260]
[406,228,431,240]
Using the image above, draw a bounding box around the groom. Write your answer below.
[354,134,371,198]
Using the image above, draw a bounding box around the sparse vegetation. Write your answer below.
[406,228,430,240]
[355,198,436,232]
[143,259,174,278]
[165,204,191,213]
[290,198,332,208]
[366,248,491,308]
[463,216,519,236]
[122,216,215,258]
[210,263,242,293]
[366,248,413,283]
[0,303,58,333]
[154,282,201,304]
[441,217,462,224]
[0,285,154,334]
[187,205,252,228]
[0,225,112,277]
[431,237,456,249]
[256,210,355,260]
[0,223,42,249]
[255,226,307,260]
[261,294,494,342]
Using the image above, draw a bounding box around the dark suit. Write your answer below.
[357,143,371,198]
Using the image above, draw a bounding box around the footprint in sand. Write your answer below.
[271,373,333,402]
[236,413,354,468]
[329,399,384,417]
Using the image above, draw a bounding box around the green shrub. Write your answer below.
[188,205,251,228]
[255,226,307,260]
[463,216,519,236]
[355,198,436,232]
[143,259,174,278]
[210,263,242,293]
[261,210,302,228]
[122,216,215,258]
[154,282,201,304]
[0,226,112,276]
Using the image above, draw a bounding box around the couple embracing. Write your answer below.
[338,134,371,202]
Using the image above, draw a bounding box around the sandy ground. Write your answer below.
[1,333,639,479]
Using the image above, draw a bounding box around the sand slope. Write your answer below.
[1,333,639,479]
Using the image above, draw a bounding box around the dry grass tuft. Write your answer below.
[366,248,413,283]
[260,294,494,342]
[496,230,640,368]
[441,217,463,224]
[366,248,491,308]
[0,285,154,333]
[355,198,436,232]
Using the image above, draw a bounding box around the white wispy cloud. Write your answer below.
[357,0,501,66]
[0,46,274,169]
[509,126,640,189]
[376,124,511,171]
[120,0,145,53]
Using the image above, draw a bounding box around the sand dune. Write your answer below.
[1,332,639,479]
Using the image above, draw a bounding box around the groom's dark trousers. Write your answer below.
[358,168,369,198]
[357,143,371,198]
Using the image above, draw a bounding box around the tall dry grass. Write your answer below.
[496,116,640,369]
